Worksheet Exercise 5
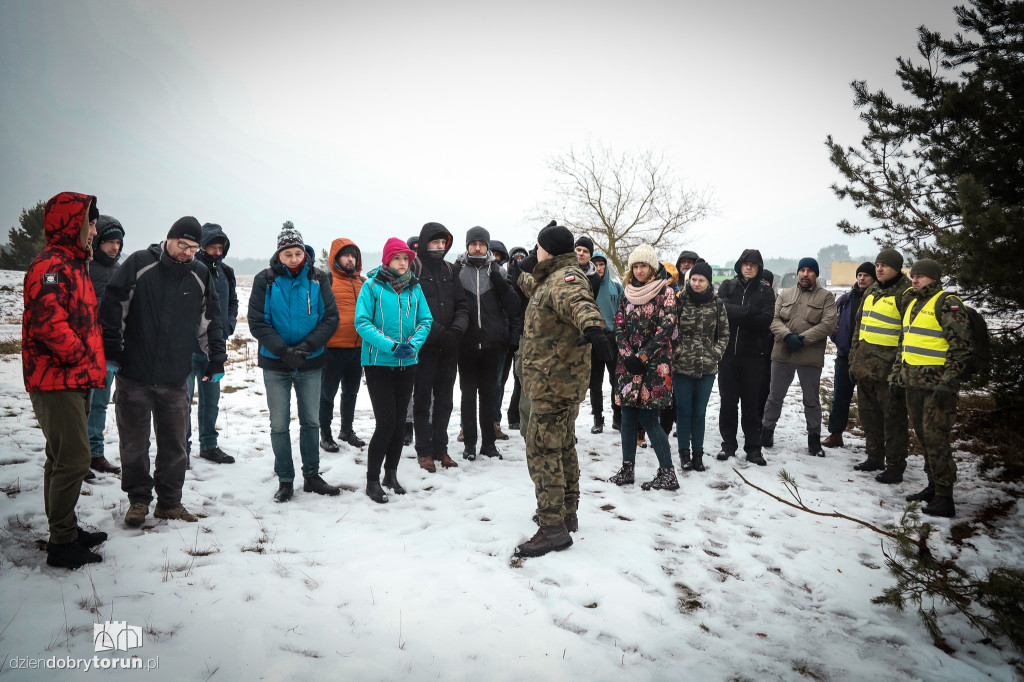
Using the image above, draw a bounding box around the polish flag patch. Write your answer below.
[564,275,576,282]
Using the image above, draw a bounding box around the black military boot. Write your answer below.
[906,483,935,502]
[76,526,108,548]
[853,458,885,472]
[320,428,340,453]
[761,426,775,448]
[679,449,692,471]
[716,447,736,461]
[46,539,102,569]
[382,469,406,495]
[304,474,341,496]
[515,523,573,557]
[366,479,389,504]
[745,450,767,466]
[807,432,825,457]
[691,451,706,472]
[274,481,293,503]
[591,417,604,434]
[923,496,955,518]
[564,512,579,534]
[875,469,904,484]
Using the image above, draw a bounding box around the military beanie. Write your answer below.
[537,221,574,256]
[876,248,904,271]
[910,258,942,280]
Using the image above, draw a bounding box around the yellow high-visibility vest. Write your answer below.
[901,291,949,366]
[858,289,905,347]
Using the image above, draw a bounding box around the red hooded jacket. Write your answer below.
[22,192,106,392]
[326,238,365,348]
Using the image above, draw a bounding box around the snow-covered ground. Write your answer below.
[0,268,1021,681]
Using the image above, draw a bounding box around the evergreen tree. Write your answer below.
[826,0,1024,403]
[0,201,47,271]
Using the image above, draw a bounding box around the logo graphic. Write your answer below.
[43,272,59,285]
[93,621,143,652]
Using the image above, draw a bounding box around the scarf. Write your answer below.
[685,281,714,305]
[624,277,667,306]
[378,266,413,293]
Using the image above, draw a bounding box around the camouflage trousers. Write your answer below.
[526,400,580,527]
[514,352,532,439]
[906,387,958,496]
[857,377,909,471]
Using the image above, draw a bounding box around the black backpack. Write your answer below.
[937,292,991,385]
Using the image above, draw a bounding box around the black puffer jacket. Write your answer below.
[413,222,469,348]
[456,251,523,350]
[90,216,123,303]
[101,241,226,384]
[716,248,776,358]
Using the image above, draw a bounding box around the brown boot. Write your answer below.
[821,432,844,448]
[457,428,464,443]
[515,523,573,557]
[417,456,436,473]
[494,422,510,441]
[438,454,459,469]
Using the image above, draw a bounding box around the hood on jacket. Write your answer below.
[490,239,509,264]
[328,237,363,278]
[734,248,765,279]
[592,251,622,285]
[93,215,124,267]
[200,223,231,257]
[416,222,453,260]
[662,262,679,286]
[45,192,96,259]
[509,246,528,261]
[675,249,699,272]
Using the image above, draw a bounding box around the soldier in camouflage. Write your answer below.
[890,259,971,518]
[514,222,612,558]
[849,248,913,481]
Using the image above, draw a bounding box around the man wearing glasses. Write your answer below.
[101,217,226,528]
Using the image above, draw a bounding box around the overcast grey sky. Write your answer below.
[0,0,962,267]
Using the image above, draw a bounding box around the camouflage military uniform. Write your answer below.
[892,280,971,499]
[850,273,913,471]
[518,253,605,526]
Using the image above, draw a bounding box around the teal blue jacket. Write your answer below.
[355,266,432,367]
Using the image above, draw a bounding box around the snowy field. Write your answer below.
[0,268,1021,681]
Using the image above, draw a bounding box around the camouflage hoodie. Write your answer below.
[672,286,729,378]
[518,252,605,404]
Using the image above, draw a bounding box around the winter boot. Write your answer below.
[480,443,502,459]
[875,469,904,484]
[76,526,108,548]
[90,456,121,474]
[746,451,767,466]
[591,416,604,434]
[821,432,844,448]
[716,447,736,462]
[418,456,436,472]
[46,539,102,569]
[608,461,635,486]
[366,479,389,504]
[304,474,341,496]
[761,426,775,448]
[515,523,573,558]
[564,512,579,534]
[403,422,414,446]
[124,502,148,526]
[641,467,680,491]
[153,505,199,522]
[463,445,477,461]
[679,448,692,471]
[611,415,621,431]
[807,432,825,457]
[494,423,510,441]
[853,458,885,472]
[691,451,706,472]
[319,428,340,453]
[274,482,293,503]
[339,428,366,448]
[382,469,406,495]
[923,496,956,518]
[906,483,935,503]
[457,428,465,443]
[637,432,648,449]
[199,446,235,464]
[438,454,459,469]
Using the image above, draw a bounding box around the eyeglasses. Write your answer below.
[177,242,201,252]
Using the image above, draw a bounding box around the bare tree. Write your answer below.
[533,141,714,274]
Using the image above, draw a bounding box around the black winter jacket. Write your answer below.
[101,242,226,384]
[716,248,776,358]
[194,223,238,352]
[455,253,523,350]
[413,222,469,349]
[89,216,123,303]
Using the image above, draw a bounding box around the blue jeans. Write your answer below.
[319,347,363,432]
[87,367,116,458]
[620,406,673,469]
[673,373,716,453]
[186,353,221,452]
[263,367,322,482]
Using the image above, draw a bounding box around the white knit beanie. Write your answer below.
[627,244,660,272]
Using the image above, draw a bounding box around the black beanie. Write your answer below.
[537,221,574,257]
[856,261,877,281]
[466,225,490,248]
[88,201,99,223]
[574,236,594,255]
[689,259,713,282]
[167,216,202,243]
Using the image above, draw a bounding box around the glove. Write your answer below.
[282,345,310,370]
[394,342,416,360]
[784,334,804,353]
[106,360,120,374]
[443,328,463,349]
[578,326,613,363]
[489,261,504,278]
[203,360,225,383]
[519,254,538,274]
[623,355,647,375]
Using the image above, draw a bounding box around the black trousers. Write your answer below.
[413,345,458,457]
[717,354,765,455]
[588,330,621,425]
[459,345,500,450]
[365,365,416,481]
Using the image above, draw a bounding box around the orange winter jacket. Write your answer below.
[327,238,365,348]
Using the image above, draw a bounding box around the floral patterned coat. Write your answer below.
[613,280,677,409]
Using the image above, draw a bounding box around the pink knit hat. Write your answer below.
[382,237,415,266]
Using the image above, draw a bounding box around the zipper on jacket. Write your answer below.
[476,267,483,350]
[307,290,311,315]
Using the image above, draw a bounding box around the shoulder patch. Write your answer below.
[564,275,576,282]
[42,272,59,285]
